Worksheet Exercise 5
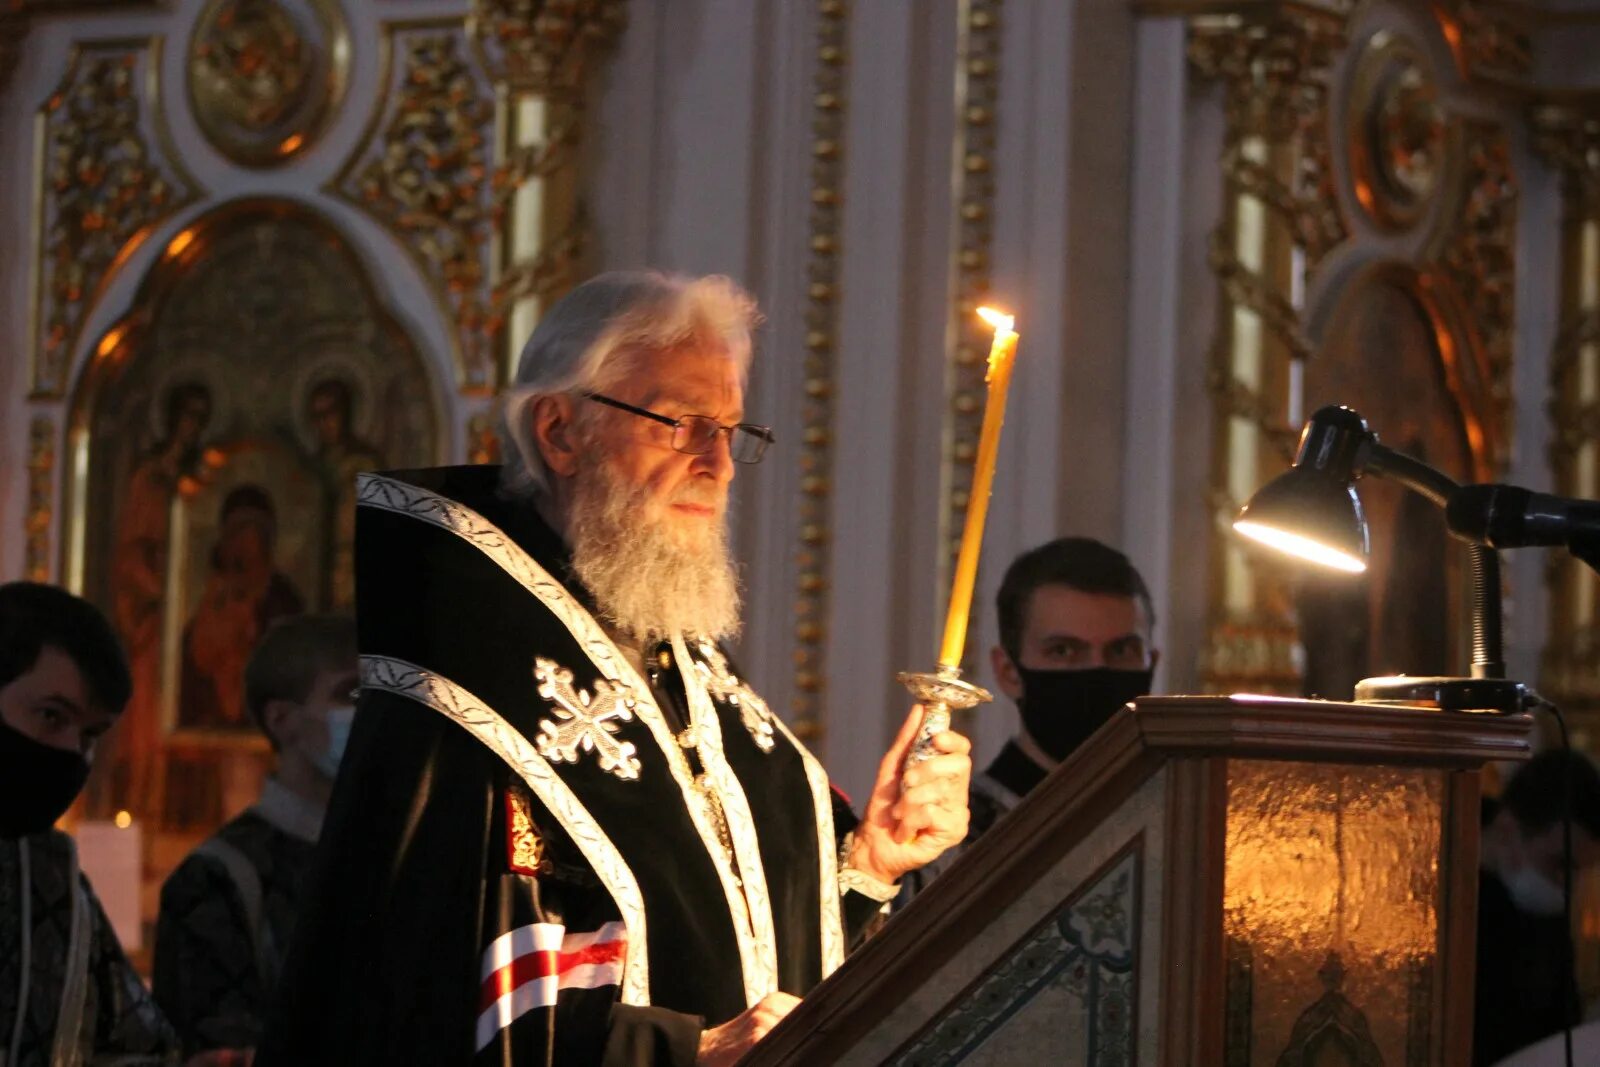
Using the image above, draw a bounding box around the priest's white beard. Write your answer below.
[565,461,742,645]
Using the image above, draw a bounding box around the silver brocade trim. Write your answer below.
[767,710,845,973]
[356,473,783,1005]
[693,639,777,753]
[360,655,651,1004]
[671,633,781,997]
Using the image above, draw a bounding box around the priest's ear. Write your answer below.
[529,394,581,478]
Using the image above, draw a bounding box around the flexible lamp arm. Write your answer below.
[1360,441,1506,680]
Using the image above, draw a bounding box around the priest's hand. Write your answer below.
[849,705,972,885]
[696,992,801,1066]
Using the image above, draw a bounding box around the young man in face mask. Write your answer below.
[898,538,1156,901]
[154,614,357,1059]
[1473,749,1600,1067]
[0,581,181,1065]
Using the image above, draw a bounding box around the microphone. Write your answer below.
[1447,484,1600,549]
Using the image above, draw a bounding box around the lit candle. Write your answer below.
[939,307,1019,668]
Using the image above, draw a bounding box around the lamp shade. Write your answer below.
[1233,406,1374,573]
[1234,468,1369,573]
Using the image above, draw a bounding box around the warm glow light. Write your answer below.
[114,810,133,829]
[279,133,305,154]
[1234,520,1366,574]
[976,306,1015,334]
[164,228,196,261]
[95,323,128,359]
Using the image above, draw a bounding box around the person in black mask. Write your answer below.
[899,537,1156,900]
[0,581,182,1065]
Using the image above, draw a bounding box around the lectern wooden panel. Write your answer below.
[747,696,1532,1067]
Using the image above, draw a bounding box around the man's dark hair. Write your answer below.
[244,614,357,749]
[0,582,131,714]
[996,537,1154,657]
[1501,749,1600,839]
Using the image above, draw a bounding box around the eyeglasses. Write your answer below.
[583,393,775,464]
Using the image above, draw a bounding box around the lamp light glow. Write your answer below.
[1234,519,1367,574]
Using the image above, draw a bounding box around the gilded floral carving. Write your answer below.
[32,39,199,398]
[1436,120,1517,443]
[26,417,56,583]
[334,25,497,391]
[470,0,626,93]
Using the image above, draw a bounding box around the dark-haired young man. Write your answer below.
[155,615,357,1059]
[903,537,1158,895]
[1474,749,1600,1066]
[0,581,181,1066]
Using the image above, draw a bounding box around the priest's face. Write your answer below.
[562,342,745,642]
[589,341,741,538]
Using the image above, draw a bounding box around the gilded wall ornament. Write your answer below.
[792,0,849,741]
[1187,5,1350,693]
[1532,101,1600,725]
[31,38,200,399]
[1434,120,1517,447]
[1431,0,1532,86]
[1348,32,1448,232]
[939,0,1004,672]
[186,0,350,166]
[333,23,497,392]
[470,0,626,94]
[26,417,56,583]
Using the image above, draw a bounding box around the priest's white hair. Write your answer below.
[499,271,760,499]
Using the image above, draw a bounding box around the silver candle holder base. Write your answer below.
[896,663,993,766]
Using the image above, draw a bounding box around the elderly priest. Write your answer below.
[257,272,972,1067]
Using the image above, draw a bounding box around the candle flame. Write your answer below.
[976,306,1015,333]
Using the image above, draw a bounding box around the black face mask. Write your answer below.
[0,716,90,839]
[1015,665,1153,763]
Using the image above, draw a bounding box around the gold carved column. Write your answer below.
[1187,5,1348,694]
[471,0,626,385]
[1534,100,1600,741]
[792,0,849,742]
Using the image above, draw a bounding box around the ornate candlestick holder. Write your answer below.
[897,664,993,765]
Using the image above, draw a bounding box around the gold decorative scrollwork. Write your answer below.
[332,22,497,392]
[1187,6,1350,693]
[469,0,626,94]
[1533,100,1600,734]
[30,38,200,399]
[1431,0,1532,86]
[792,0,848,743]
[939,0,1003,671]
[1433,120,1517,454]
[26,417,56,582]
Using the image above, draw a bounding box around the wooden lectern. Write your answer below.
[750,696,1532,1067]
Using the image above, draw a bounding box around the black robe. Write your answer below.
[1,831,178,1066]
[258,467,881,1066]
[153,778,321,1055]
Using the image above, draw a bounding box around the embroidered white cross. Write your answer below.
[533,659,643,781]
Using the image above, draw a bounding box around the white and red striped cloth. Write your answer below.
[476,921,628,1051]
